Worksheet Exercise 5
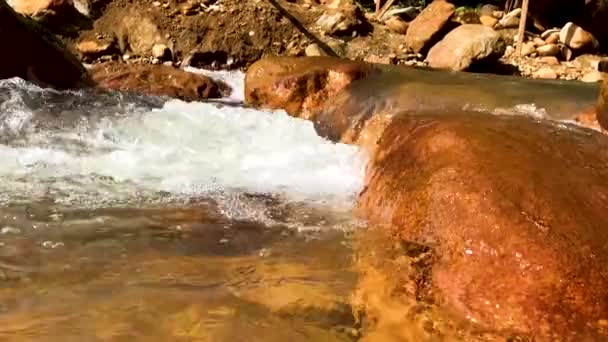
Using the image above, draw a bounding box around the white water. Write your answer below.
[0,72,367,210]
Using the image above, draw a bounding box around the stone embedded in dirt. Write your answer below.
[560,22,599,51]
[404,0,455,54]
[581,71,604,83]
[520,41,536,56]
[533,66,558,79]
[384,16,408,35]
[244,56,379,119]
[316,0,366,36]
[0,0,91,88]
[305,43,324,56]
[536,43,559,57]
[356,112,608,340]
[110,8,172,58]
[152,43,172,61]
[76,39,115,59]
[90,62,230,101]
[538,56,560,65]
[544,32,560,44]
[479,14,498,28]
[561,44,574,61]
[427,24,505,71]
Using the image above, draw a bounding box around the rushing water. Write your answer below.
[0,66,600,341]
[0,72,367,341]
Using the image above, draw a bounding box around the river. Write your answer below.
[0,71,367,341]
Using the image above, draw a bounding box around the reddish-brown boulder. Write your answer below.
[356,112,608,340]
[0,0,91,88]
[404,0,455,54]
[90,62,230,101]
[244,56,380,120]
[596,75,608,130]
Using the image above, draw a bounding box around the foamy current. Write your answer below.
[0,72,367,210]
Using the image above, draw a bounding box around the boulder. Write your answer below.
[0,0,90,88]
[536,43,560,56]
[596,75,608,130]
[404,0,455,54]
[426,24,506,71]
[356,111,608,340]
[244,56,379,120]
[8,0,90,17]
[8,0,91,35]
[90,62,230,101]
[559,22,599,51]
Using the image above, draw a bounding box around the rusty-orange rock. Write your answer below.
[356,112,608,340]
[90,62,230,101]
[244,56,379,120]
[0,0,91,88]
[596,75,608,131]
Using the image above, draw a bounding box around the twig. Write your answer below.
[515,0,529,57]
[376,0,397,21]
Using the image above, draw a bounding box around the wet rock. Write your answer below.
[404,0,455,54]
[536,43,560,56]
[384,16,408,35]
[559,22,599,51]
[427,24,506,71]
[356,112,608,340]
[244,56,379,119]
[90,62,230,101]
[316,0,366,36]
[0,0,90,88]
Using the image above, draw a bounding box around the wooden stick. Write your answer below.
[375,0,381,14]
[515,0,529,56]
[377,0,397,21]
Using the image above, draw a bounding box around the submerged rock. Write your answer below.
[0,0,91,88]
[90,62,230,101]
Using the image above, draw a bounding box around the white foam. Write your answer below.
[184,67,245,103]
[0,81,367,208]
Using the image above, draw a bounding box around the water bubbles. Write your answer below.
[0,226,21,234]
[41,241,64,249]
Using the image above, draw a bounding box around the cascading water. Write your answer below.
[0,71,367,341]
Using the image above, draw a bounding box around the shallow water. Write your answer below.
[0,73,366,341]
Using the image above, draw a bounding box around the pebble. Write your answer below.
[533,67,558,79]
